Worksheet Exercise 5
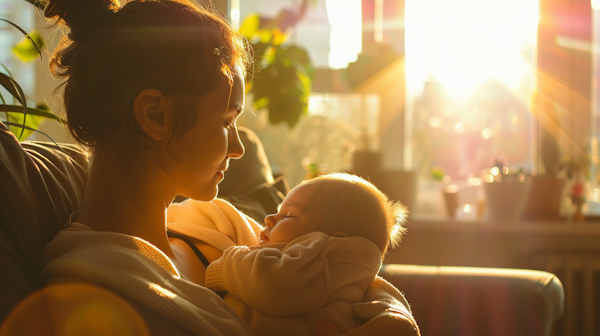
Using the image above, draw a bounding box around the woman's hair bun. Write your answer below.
[45,0,120,41]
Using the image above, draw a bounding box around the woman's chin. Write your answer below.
[186,187,218,202]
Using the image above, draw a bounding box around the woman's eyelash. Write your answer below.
[224,120,234,129]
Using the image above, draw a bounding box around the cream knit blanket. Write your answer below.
[39,223,253,336]
[167,198,263,251]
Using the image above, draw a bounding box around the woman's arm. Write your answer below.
[314,308,421,336]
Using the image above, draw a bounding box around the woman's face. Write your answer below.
[164,65,245,201]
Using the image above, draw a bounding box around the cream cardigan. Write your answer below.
[204,231,410,335]
[39,223,253,336]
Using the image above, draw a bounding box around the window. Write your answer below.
[404,0,539,180]
[238,93,380,187]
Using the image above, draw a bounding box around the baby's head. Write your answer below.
[260,173,407,255]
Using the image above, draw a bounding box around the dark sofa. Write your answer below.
[0,122,564,335]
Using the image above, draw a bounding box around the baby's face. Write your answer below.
[260,184,323,245]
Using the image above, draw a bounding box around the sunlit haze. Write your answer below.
[325,0,362,69]
[405,0,539,90]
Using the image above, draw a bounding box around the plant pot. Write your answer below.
[521,176,565,220]
[381,170,418,215]
[352,151,384,187]
[442,186,459,218]
[484,182,532,221]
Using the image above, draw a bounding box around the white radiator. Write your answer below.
[529,250,600,336]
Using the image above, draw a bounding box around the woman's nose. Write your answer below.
[227,127,245,159]
[264,214,276,228]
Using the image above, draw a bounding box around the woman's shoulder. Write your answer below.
[41,222,179,277]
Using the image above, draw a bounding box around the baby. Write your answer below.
[202,173,409,335]
[258,172,405,252]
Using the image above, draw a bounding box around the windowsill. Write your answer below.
[384,214,600,268]
[384,216,600,268]
[406,214,600,235]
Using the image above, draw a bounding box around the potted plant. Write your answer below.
[240,0,314,128]
[0,16,63,142]
[521,125,568,220]
[483,159,532,221]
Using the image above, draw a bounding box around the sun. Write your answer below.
[406,0,539,90]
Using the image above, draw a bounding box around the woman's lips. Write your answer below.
[216,171,224,180]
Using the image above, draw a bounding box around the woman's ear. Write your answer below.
[133,89,172,141]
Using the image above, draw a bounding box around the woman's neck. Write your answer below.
[76,147,177,258]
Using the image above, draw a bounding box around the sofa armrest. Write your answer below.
[0,121,88,322]
[379,264,564,336]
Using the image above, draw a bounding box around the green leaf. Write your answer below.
[12,30,45,63]
[240,14,261,40]
[254,96,269,110]
[0,62,14,78]
[0,102,63,140]
[3,122,64,153]
[260,29,273,44]
[284,45,314,80]
[0,73,27,138]
[6,110,43,140]
[0,104,63,123]
[250,42,270,61]
[252,61,310,128]
[0,73,25,105]
[246,41,312,128]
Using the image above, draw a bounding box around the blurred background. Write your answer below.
[2,1,600,334]
[2,0,596,220]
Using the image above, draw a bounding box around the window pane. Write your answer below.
[405,0,539,180]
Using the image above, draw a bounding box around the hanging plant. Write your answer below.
[241,0,314,128]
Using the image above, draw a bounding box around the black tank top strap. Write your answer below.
[211,290,228,299]
[167,230,211,268]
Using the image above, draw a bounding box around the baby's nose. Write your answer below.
[264,214,277,228]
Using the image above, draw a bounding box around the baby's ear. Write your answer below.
[330,231,349,238]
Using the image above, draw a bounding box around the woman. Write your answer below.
[39,0,419,334]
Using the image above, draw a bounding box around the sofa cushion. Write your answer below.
[0,121,87,321]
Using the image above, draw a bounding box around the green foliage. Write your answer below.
[6,108,44,140]
[12,30,45,62]
[430,167,446,181]
[251,44,312,128]
[242,5,313,129]
[0,18,61,140]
